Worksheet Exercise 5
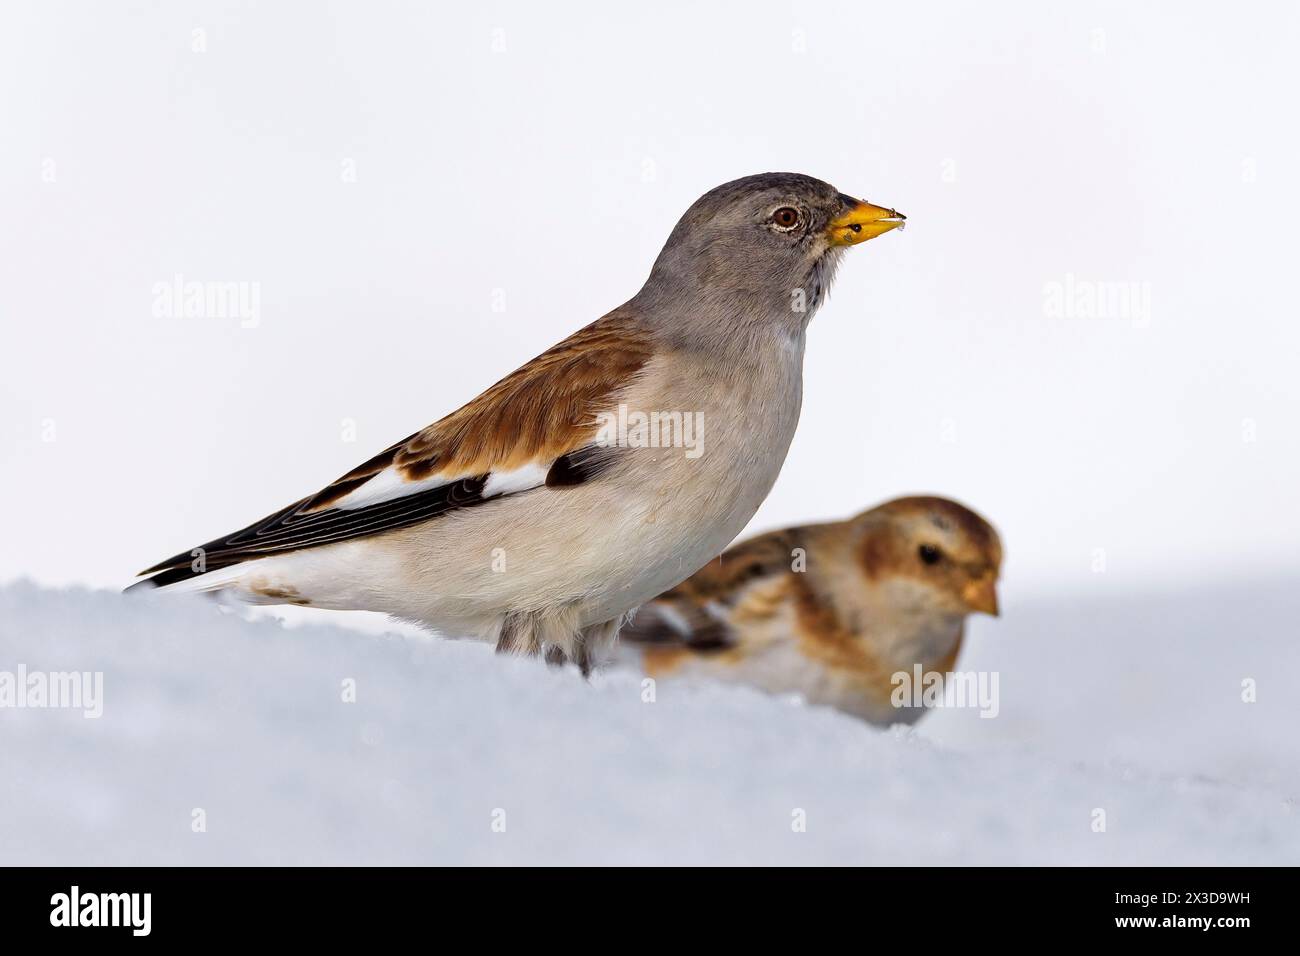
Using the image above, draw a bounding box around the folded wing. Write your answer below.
[132,315,653,589]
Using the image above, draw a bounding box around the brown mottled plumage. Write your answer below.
[621,496,1002,723]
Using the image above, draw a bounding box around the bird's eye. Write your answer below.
[771,206,801,230]
[919,544,942,565]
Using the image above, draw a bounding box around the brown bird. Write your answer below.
[617,496,1002,723]
[127,173,905,672]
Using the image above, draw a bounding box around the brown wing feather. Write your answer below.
[390,315,653,482]
[311,313,655,505]
[135,314,654,582]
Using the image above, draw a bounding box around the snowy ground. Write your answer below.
[1,579,1296,865]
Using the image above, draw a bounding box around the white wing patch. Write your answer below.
[481,462,550,499]
[331,467,451,511]
[330,461,551,511]
[650,602,695,638]
[703,600,732,625]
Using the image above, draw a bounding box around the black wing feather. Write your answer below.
[135,475,490,585]
[132,442,625,589]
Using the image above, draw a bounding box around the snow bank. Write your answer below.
[1,581,1295,865]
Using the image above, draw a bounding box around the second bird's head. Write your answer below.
[640,172,904,321]
[854,496,1003,620]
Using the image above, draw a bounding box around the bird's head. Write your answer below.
[854,496,1003,619]
[642,172,904,323]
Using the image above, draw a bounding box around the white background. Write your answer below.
[2,0,1297,609]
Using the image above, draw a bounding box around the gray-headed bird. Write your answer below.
[129,173,905,672]
[619,496,1002,722]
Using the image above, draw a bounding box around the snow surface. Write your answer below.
[1,580,1296,865]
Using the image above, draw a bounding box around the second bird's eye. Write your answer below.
[919,544,942,565]
[772,207,801,229]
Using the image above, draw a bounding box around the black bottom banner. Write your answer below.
[0,866,1280,942]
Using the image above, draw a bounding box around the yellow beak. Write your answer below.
[961,575,1000,617]
[826,200,907,246]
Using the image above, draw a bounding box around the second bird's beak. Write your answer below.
[961,575,1000,617]
[826,198,906,246]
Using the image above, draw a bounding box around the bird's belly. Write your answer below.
[576,457,786,624]
[270,339,805,636]
[578,379,803,620]
[446,447,788,632]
